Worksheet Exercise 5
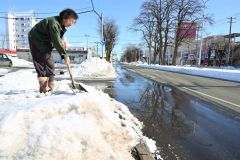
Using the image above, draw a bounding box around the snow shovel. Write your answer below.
[66,62,88,92]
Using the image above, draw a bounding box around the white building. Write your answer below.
[6,11,39,51]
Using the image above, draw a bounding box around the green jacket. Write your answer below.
[29,16,67,58]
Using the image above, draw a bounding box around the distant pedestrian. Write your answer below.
[28,8,78,93]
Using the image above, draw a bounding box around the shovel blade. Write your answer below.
[69,82,87,92]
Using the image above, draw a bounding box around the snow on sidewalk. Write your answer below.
[137,64,240,82]
[0,68,9,75]
[0,69,159,160]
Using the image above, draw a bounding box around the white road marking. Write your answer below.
[182,87,240,108]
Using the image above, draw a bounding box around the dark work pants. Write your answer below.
[28,37,55,82]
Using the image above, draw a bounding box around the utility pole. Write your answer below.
[85,34,90,59]
[78,0,104,59]
[95,41,99,57]
[198,24,203,66]
[198,0,207,66]
[196,26,199,59]
[101,13,104,59]
[227,17,236,65]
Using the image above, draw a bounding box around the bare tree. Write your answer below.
[131,1,155,64]
[172,0,211,65]
[100,18,119,62]
[121,45,143,62]
[151,0,175,64]
[133,0,212,65]
[132,0,175,65]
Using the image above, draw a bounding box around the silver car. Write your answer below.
[0,54,12,67]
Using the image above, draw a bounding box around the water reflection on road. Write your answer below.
[84,65,240,160]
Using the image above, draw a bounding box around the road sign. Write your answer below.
[100,40,105,46]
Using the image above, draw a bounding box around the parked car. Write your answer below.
[0,54,12,67]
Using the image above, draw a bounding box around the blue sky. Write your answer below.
[0,0,240,57]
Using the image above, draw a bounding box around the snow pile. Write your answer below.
[73,58,117,78]
[56,58,117,79]
[138,64,240,82]
[205,66,240,70]
[122,61,147,66]
[0,68,9,75]
[0,69,159,160]
[129,61,147,66]
[8,56,34,68]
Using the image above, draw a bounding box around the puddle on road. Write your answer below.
[82,65,240,160]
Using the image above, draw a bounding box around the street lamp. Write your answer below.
[198,0,207,66]
[91,0,104,58]
[77,0,104,58]
[84,34,90,59]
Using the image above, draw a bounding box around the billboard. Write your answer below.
[179,22,197,39]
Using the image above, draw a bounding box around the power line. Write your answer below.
[0,16,43,20]
[0,7,92,15]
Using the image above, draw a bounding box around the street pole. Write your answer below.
[101,13,104,59]
[96,41,99,57]
[198,32,203,66]
[198,15,204,66]
[227,17,233,65]
[85,34,90,59]
[90,0,104,58]
[196,26,199,59]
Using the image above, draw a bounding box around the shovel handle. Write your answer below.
[66,62,73,76]
[66,61,76,89]
[65,60,87,92]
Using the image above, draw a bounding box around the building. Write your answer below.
[16,47,97,64]
[6,11,39,51]
[177,39,199,65]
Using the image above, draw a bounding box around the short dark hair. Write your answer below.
[59,8,78,20]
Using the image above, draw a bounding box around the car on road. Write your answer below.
[0,53,12,67]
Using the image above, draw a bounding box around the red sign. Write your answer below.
[179,22,197,39]
[0,50,16,55]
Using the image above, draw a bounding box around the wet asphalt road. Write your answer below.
[83,65,240,160]
[124,65,240,114]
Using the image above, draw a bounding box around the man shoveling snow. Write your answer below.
[28,8,78,93]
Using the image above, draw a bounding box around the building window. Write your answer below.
[21,23,24,26]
